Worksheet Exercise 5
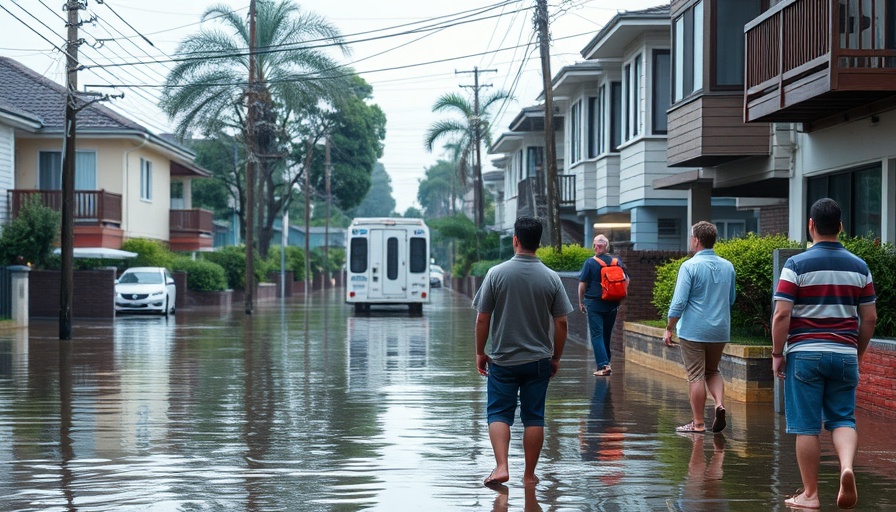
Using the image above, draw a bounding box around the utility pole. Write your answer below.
[59,0,82,340]
[244,0,257,314]
[456,66,496,230]
[536,0,562,252]
[324,134,331,280]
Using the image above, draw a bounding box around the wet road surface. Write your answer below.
[1,288,895,511]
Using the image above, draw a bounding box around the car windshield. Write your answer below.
[119,272,162,284]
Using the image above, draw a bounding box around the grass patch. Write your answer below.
[633,319,770,346]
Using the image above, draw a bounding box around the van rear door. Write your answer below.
[368,228,406,298]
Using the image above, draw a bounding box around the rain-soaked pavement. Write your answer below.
[1,287,895,511]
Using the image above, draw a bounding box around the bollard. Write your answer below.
[9,265,31,328]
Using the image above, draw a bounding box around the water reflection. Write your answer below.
[0,289,894,510]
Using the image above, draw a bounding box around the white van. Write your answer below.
[345,217,430,314]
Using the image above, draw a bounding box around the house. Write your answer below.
[742,0,896,243]
[490,5,758,250]
[0,56,213,252]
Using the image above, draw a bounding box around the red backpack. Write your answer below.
[595,256,628,301]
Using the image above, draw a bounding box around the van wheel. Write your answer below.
[409,303,423,316]
[354,303,369,314]
[163,298,170,317]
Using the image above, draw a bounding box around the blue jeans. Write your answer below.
[486,358,552,427]
[584,299,618,368]
[784,351,860,435]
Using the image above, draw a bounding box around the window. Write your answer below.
[673,0,704,102]
[807,164,882,238]
[350,238,367,273]
[631,55,642,138]
[610,82,622,151]
[658,218,681,238]
[624,63,632,141]
[653,50,671,134]
[38,150,97,190]
[714,220,747,239]
[527,147,544,184]
[170,181,185,209]
[570,100,582,162]
[715,0,762,87]
[386,237,398,280]
[140,158,152,201]
[409,237,427,273]
[589,87,606,157]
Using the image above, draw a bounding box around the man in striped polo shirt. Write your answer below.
[772,198,877,510]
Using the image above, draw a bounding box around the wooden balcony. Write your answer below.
[516,175,576,218]
[169,208,214,252]
[8,189,122,225]
[745,0,896,125]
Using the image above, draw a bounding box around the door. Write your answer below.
[368,228,406,299]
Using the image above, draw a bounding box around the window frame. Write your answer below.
[673,0,704,102]
[653,49,671,135]
[140,157,153,201]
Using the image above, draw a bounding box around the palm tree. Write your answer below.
[424,90,511,229]
[161,1,351,255]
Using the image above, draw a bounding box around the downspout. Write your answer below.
[124,134,150,239]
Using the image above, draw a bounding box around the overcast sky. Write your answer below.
[0,0,666,214]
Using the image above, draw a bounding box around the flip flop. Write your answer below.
[838,468,857,509]
[712,406,727,433]
[675,421,706,433]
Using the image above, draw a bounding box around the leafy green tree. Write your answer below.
[0,198,60,268]
[424,90,511,228]
[189,135,242,220]
[417,160,459,219]
[403,207,423,219]
[351,162,396,218]
[161,0,352,257]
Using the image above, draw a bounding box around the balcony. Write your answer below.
[745,0,896,125]
[169,209,214,252]
[516,175,576,218]
[8,189,122,225]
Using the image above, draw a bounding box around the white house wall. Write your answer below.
[0,124,13,227]
[791,109,896,243]
[618,139,685,208]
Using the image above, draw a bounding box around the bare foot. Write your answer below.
[838,468,857,509]
[484,467,509,487]
[785,490,820,509]
[523,473,539,486]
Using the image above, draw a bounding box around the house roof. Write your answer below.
[580,4,671,60]
[0,56,209,177]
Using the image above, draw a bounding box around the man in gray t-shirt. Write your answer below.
[473,216,574,487]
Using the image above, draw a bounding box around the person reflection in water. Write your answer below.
[676,433,727,511]
[474,216,574,487]
[490,484,542,512]
[579,378,625,486]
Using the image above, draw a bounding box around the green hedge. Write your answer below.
[172,257,228,292]
[841,236,896,337]
[652,234,802,336]
[121,238,174,268]
[536,244,593,272]
[200,245,269,290]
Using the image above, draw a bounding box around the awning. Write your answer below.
[53,247,138,259]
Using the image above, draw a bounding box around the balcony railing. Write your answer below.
[558,174,575,208]
[745,0,896,123]
[8,189,122,225]
[169,209,214,235]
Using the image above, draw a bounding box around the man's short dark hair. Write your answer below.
[810,198,842,236]
[514,216,543,251]
[692,221,718,249]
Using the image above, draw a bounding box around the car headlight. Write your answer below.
[150,291,164,297]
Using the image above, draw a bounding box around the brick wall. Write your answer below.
[857,342,896,418]
[29,269,116,318]
[759,203,789,236]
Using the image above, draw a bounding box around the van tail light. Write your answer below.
[421,292,427,299]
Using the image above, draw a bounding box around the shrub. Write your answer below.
[121,238,174,269]
[652,234,802,336]
[200,245,267,290]
[536,244,593,272]
[0,198,60,268]
[171,257,227,292]
[470,259,502,277]
[842,236,896,338]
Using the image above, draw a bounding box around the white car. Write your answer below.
[430,264,446,288]
[115,267,176,316]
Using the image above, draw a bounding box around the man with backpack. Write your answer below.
[578,234,629,376]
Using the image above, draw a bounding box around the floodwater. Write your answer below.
[1,289,895,511]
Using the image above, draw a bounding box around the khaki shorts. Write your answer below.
[679,338,727,383]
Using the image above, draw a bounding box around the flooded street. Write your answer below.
[1,288,895,511]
